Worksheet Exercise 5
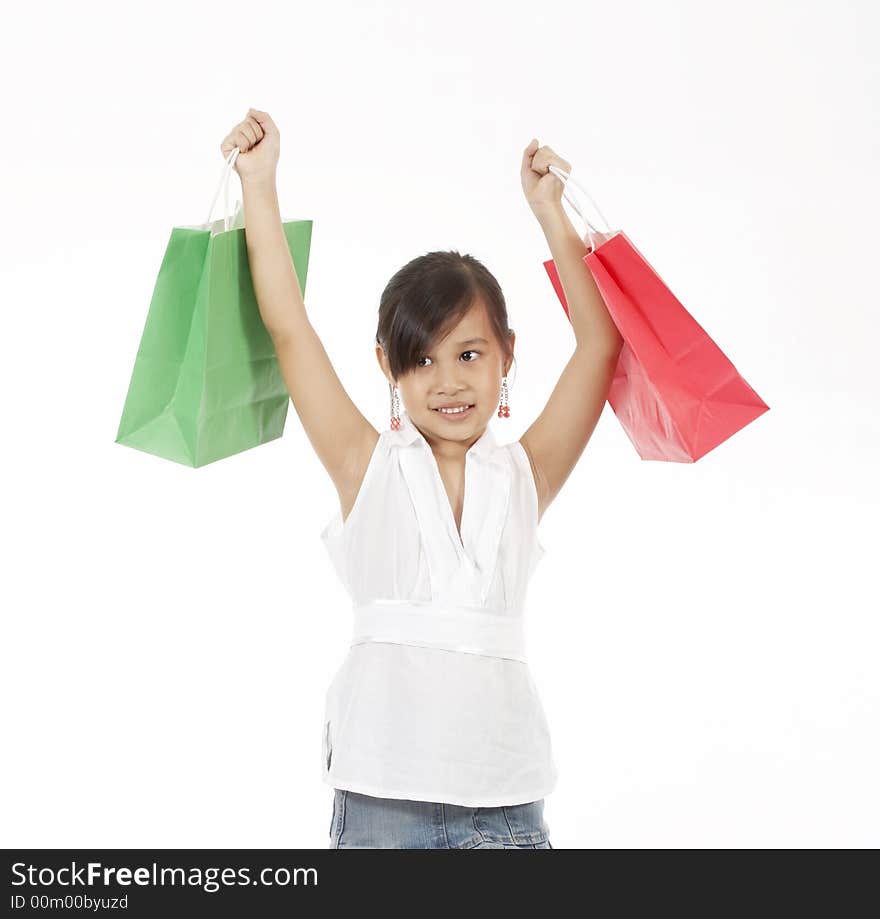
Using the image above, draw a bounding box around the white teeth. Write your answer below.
[436,405,472,414]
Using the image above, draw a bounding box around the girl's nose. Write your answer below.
[436,376,466,392]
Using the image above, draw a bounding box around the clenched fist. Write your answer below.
[220,108,280,184]
[520,139,571,215]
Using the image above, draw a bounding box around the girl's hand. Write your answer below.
[220,108,280,184]
[520,138,571,215]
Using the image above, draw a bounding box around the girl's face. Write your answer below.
[382,300,514,447]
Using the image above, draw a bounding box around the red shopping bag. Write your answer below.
[543,166,769,462]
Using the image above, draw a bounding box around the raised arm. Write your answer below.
[518,140,624,521]
[227,110,378,511]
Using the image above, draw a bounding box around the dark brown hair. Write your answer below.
[376,250,515,381]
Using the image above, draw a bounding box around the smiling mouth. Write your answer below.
[433,404,475,415]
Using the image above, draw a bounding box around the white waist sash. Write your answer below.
[351,600,528,663]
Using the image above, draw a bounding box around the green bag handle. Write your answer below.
[203,147,242,232]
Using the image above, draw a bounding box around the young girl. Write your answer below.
[221,109,624,849]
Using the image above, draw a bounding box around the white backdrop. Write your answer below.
[2,0,877,848]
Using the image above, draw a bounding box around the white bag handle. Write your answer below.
[548,165,615,251]
[203,147,241,232]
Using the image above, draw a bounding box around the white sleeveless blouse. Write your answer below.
[319,408,558,807]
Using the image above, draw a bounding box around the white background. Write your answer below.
[2,0,877,848]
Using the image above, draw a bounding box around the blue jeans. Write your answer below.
[329,789,553,849]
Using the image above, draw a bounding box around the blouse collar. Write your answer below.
[391,407,497,460]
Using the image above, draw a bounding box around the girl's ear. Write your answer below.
[375,346,399,391]
[375,343,390,376]
[504,348,514,377]
[506,330,516,375]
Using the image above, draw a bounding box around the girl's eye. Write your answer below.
[417,350,481,367]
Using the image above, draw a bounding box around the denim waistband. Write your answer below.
[350,600,527,663]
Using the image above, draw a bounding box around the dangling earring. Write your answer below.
[497,375,510,418]
[389,382,402,430]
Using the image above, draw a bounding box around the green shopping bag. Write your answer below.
[115,149,312,467]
